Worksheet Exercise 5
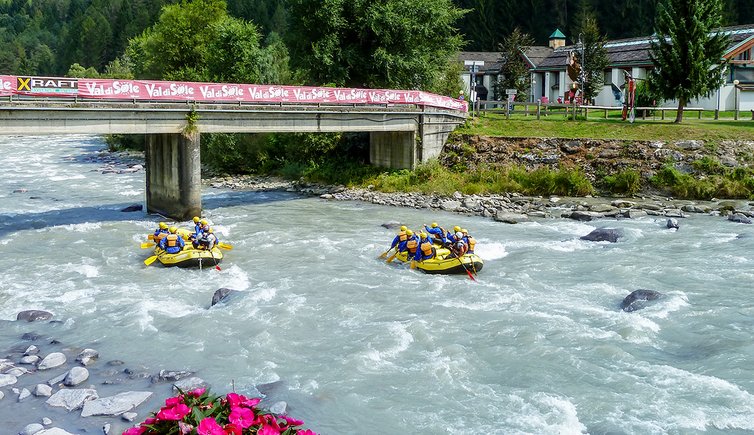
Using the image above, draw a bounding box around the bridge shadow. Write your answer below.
[0,190,303,237]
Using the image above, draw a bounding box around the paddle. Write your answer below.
[410,260,417,269]
[218,242,233,250]
[208,245,221,271]
[457,255,476,281]
[386,250,400,263]
[379,246,394,260]
[140,242,154,249]
[144,255,158,266]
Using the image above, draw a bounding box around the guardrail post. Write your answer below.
[698,110,702,120]
[505,98,510,120]
[584,106,588,120]
[661,109,665,121]
[536,101,541,120]
[750,109,754,121]
[714,109,719,120]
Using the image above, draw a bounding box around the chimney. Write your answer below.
[549,29,566,49]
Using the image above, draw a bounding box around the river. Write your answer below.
[1,135,754,435]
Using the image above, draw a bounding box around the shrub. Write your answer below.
[125,388,316,435]
[601,170,641,195]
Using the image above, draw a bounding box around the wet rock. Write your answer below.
[47,372,68,386]
[122,412,138,422]
[18,387,32,401]
[17,310,53,322]
[0,373,18,387]
[120,204,143,212]
[7,366,29,376]
[36,428,77,435]
[33,384,53,397]
[269,401,287,415]
[566,211,604,221]
[13,188,28,193]
[64,367,90,386]
[580,228,624,243]
[20,423,44,435]
[20,355,40,365]
[76,349,99,366]
[621,289,663,312]
[22,333,42,341]
[172,377,208,392]
[152,369,193,383]
[211,288,239,307]
[80,391,152,417]
[493,211,528,224]
[42,417,52,425]
[25,345,40,355]
[0,390,4,400]
[623,209,647,219]
[440,200,461,211]
[380,221,403,229]
[46,388,99,411]
[667,218,679,229]
[728,213,752,224]
[38,353,66,370]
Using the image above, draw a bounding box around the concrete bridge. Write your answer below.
[0,99,465,219]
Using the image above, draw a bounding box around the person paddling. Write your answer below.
[412,233,436,266]
[446,231,468,259]
[424,222,447,246]
[461,228,476,254]
[159,226,185,254]
[153,222,169,243]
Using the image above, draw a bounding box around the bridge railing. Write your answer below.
[0,76,467,113]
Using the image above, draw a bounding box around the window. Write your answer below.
[738,49,751,61]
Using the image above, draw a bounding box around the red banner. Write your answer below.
[0,76,467,112]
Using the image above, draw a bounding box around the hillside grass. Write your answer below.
[460,112,754,143]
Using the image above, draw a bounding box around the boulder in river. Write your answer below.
[621,289,663,312]
[580,228,624,243]
[120,204,143,212]
[16,310,53,322]
[211,288,239,307]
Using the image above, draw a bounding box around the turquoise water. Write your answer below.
[1,136,754,434]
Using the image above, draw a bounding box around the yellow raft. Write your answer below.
[392,249,483,275]
[153,245,224,268]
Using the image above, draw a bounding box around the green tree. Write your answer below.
[574,14,609,103]
[287,0,465,90]
[496,27,534,102]
[648,0,728,123]
[127,0,282,84]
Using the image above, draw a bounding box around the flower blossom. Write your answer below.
[123,427,146,435]
[197,417,225,435]
[228,406,255,429]
[156,403,191,421]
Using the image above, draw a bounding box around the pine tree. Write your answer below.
[496,27,534,101]
[574,14,609,103]
[648,0,728,123]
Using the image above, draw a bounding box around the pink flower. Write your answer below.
[297,430,318,435]
[258,424,281,435]
[123,427,146,435]
[190,387,206,397]
[142,418,157,425]
[197,417,225,435]
[243,397,261,408]
[222,423,242,435]
[165,395,184,407]
[156,403,191,421]
[228,406,255,429]
[282,415,304,427]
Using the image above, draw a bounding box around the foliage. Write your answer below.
[600,169,641,195]
[124,387,316,435]
[496,27,534,102]
[286,0,465,90]
[648,0,729,122]
[364,161,594,197]
[573,14,609,103]
[650,164,754,199]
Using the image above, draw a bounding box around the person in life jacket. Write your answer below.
[189,216,201,241]
[159,226,185,254]
[446,231,468,259]
[403,230,421,257]
[388,225,408,251]
[196,228,219,250]
[423,222,447,246]
[192,219,210,248]
[398,229,418,253]
[153,222,169,243]
[414,232,436,262]
[461,228,476,254]
[445,226,462,246]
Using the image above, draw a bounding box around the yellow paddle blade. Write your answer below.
[386,253,397,263]
[148,234,154,240]
[143,255,158,266]
[140,242,154,249]
[378,251,388,259]
[410,260,416,269]
[218,242,233,250]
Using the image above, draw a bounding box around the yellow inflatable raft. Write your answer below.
[392,249,483,275]
[153,245,224,268]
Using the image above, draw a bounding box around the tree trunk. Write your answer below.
[674,98,686,123]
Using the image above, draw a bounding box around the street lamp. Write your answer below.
[733,79,740,120]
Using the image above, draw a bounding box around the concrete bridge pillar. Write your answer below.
[145,133,202,221]
[369,131,417,169]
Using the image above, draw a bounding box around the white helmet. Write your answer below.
[455,231,463,239]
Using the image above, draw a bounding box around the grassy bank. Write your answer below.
[461,113,754,143]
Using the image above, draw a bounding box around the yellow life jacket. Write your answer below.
[166,234,179,247]
[467,236,476,251]
[398,231,407,242]
[406,238,419,253]
[420,241,434,257]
